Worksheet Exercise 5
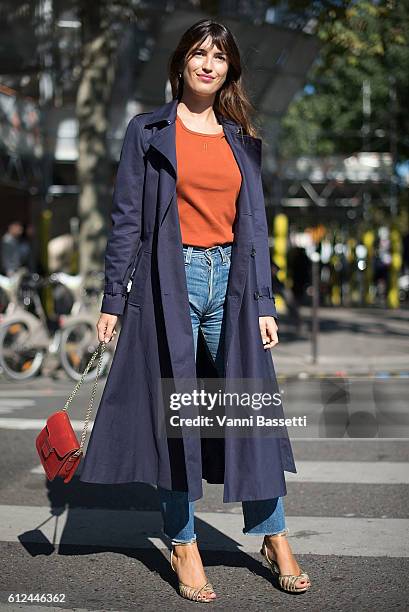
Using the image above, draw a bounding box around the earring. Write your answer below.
[178,72,182,79]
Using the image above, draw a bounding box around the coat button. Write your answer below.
[251,247,256,257]
[254,291,260,299]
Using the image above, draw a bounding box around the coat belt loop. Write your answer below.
[218,245,227,264]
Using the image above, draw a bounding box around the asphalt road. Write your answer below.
[0,377,408,611]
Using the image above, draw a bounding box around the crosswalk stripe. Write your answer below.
[0,399,35,415]
[0,504,406,557]
[30,465,50,474]
[0,390,73,397]
[285,460,409,484]
[28,460,409,484]
[0,400,36,406]
[0,418,90,430]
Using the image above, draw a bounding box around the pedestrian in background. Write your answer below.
[0,221,24,277]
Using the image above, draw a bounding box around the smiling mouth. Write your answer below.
[197,74,214,80]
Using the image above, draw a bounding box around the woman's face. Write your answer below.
[182,35,229,97]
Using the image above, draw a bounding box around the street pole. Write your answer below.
[389,75,398,218]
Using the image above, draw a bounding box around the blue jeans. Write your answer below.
[158,244,288,544]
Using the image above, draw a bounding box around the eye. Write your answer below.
[193,50,226,60]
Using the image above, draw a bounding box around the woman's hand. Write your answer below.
[97,313,118,344]
[259,316,278,350]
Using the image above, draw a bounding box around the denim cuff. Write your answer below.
[243,526,289,537]
[264,526,290,537]
[171,536,197,546]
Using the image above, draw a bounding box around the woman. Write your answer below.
[82,19,311,602]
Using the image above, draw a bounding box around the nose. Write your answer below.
[202,58,213,72]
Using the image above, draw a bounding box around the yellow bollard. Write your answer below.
[387,226,402,309]
[362,230,375,305]
[330,250,342,306]
[39,209,53,318]
[346,237,358,305]
[273,214,288,314]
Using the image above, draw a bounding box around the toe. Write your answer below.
[296,576,311,589]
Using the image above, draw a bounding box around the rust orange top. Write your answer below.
[175,114,242,248]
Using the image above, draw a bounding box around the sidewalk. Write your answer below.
[0,306,407,386]
[273,306,409,377]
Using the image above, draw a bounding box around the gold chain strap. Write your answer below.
[62,341,107,456]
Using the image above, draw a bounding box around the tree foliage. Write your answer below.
[278,0,409,160]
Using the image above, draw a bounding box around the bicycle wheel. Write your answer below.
[59,320,111,381]
[0,319,44,380]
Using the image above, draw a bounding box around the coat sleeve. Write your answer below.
[100,116,145,316]
[252,166,279,320]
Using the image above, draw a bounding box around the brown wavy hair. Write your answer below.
[168,19,259,138]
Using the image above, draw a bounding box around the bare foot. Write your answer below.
[263,534,311,590]
[171,542,216,600]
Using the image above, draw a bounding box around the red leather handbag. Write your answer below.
[35,341,107,483]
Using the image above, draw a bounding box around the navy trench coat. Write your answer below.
[79,97,297,502]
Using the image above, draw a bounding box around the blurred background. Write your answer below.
[0,0,408,380]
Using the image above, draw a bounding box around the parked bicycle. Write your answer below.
[0,270,116,381]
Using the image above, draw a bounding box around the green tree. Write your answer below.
[278,0,409,160]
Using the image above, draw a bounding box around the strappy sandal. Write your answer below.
[260,533,311,593]
[170,542,216,603]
